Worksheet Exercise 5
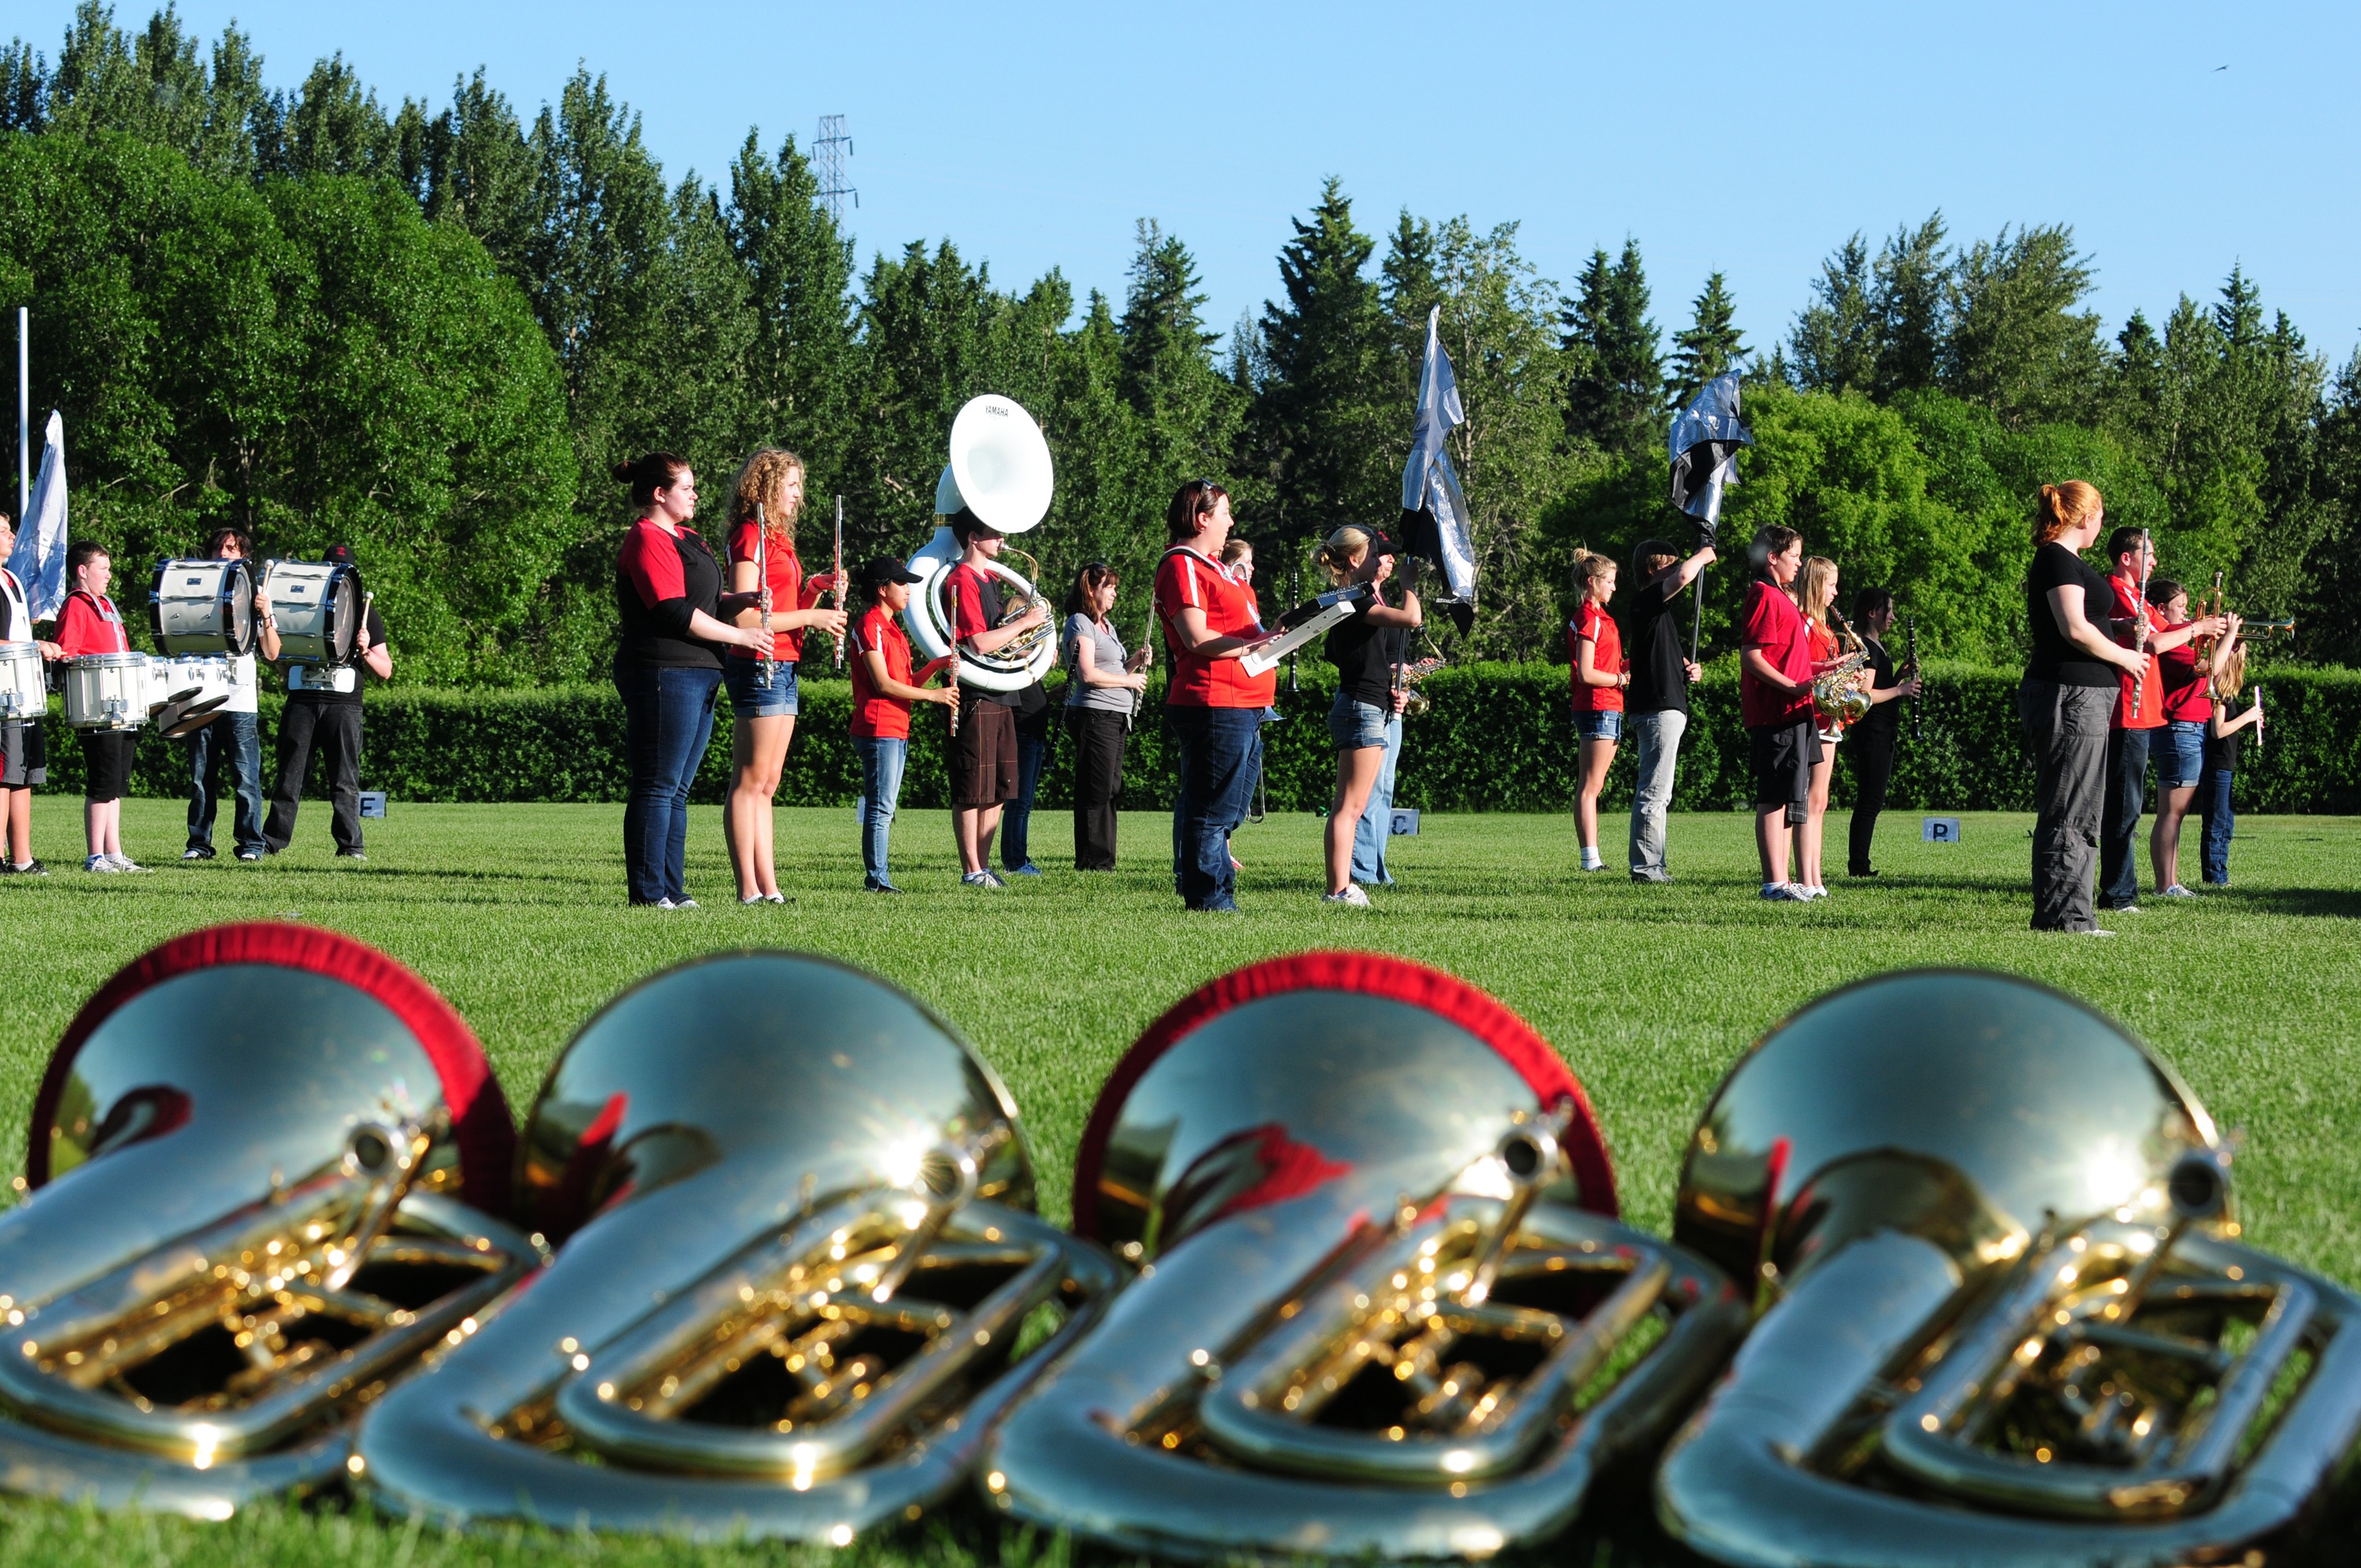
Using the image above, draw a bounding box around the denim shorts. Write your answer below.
[1328,693,1391,751]
[1574,708,1623,743]
[723,657,799,718]
[2156,719,2206,788]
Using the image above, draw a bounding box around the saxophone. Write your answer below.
[1396,655,1447,718]
[1812,606,1873,725]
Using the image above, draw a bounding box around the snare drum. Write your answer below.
[261,560,362,666]
[149,558,257,655]
[0,641,46,720]
[150,655,236,710]
[66,653,152,730]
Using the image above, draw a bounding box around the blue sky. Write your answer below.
[18,0,2358,364]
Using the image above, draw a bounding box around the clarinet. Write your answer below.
[833,494,847,672]
[1905,614,1922,744]
[754,504,774,690]
[2126,530,2154,718]
[944,567,960,740]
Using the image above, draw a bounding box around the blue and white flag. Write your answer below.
[1400,305,1476,618]
[1668,372,1749,541]
[7,411,67,620]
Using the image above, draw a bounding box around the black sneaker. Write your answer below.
[2,858,46,876]
[183,845,216,861]
[334,849,368,861]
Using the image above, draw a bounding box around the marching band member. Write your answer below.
[1155,478,1272,913]
[55,541,146,873]
[721,448,844,905]
[0,510,64,876]
[999,675,1055,879]
[2096,526,2222,916]
[1220,533,1274,877]
[264,544,388,861]
[1843,586,1921,878]
[1791,556,1849,898]
[1061,562,1147,871]
[847,557,954,894]
[183,528,279,863]
[2147,579,2239,898]
[1624,537,1712,883]
[610,452,770,908]
[1317,526,1419,906]
[1738,526,1817,902]
[2021,483,2145,935]
[1566,547,1626,874]
[944,510,1049,888]
[2200,628,2263,887]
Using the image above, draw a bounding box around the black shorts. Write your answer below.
[1,721,44,789]
[1748,719,1822,826]
[952,698,1018,806]
[83,728,137,803]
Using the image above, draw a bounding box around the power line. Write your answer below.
[815,114,858,229]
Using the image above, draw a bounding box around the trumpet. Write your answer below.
[1657,970,2361,1568]
[2230,614,2295,638]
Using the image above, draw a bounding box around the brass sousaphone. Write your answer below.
[0,924,535,1517]
[355,952,1118,1541]
[983,952,1746,1561]
[1657,970,2361,1568]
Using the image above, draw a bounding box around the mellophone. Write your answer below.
[4,934,2358,1566]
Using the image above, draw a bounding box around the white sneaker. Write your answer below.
[1800,884,1827,900]
[85,854,121,874]
[1758,883,1809,902]
[1322,885,1372,907]
[107,854,150,874]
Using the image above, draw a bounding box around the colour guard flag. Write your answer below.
[1400,305,1477,633]
[7,411,67,620]
[1668,372,1750,543]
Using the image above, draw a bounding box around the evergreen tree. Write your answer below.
[1559,238,1661,456]
[1117,220,1240,518]
[1669,271,1748,408]
[1869,212,1949,400]
[1943,223,2104,427]
[1243,179,1394,557]
[726,129,856,493]
[845,238,1000,555]
[1789,233,1876,395]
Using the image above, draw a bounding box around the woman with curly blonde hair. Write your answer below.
[722,448,846,903]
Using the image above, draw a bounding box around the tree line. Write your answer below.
[5,2,2358,684]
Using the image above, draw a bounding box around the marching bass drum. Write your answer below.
[0,640,46,719]
[148,557,256,655]
[262,559,361,666]
[901,526,1057,692]
[65,652,150,730]
[0,924,532,1517]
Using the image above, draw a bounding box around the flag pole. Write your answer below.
[15,308,26,520]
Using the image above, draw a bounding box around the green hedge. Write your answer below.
[31,664,2361,814]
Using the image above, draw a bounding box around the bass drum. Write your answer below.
[149,558,256,655]
[0,640,46,720]
[900,526,1056,693]
[65,653,150,730]
[263,560,361,666]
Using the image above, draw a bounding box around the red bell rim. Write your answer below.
[1071,950,1615,1239]
[26,922,515,1219]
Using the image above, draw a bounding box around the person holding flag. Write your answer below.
[1621,536,1713,883]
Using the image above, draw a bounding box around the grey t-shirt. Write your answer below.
[1062,612,1135,712]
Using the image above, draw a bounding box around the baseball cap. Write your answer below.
[855,557,924,588]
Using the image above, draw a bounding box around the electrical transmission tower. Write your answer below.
[815,115,858,227]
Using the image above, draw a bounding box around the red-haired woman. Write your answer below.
[612,452,771,908]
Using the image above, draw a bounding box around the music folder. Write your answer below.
[1239,585,1369,678]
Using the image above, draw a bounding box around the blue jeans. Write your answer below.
[1170,706,1261,910]
[617,662,720,904]
[1626,708,1687,877]
[1350,708,1403,887]
[2098,726,2153,909]
[2199,766,2235,884]
[855,735,907,888]
[188,711,265,854]
[1003,709,1048,871]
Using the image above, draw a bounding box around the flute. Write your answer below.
[2252,684,2264,756]
[754,504,774,690]
[2126,529,2154,717]
[1905,613,1922,745]
[944,567,960,740]
[832,495,847,672]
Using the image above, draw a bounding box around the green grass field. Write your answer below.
[2,796,2358,1566]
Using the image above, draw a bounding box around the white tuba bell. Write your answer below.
[903,395,1058,692]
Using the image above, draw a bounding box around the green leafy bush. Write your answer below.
[33,666,2361,814]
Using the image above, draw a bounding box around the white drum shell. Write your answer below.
[150,558,256,656]
[263,561,360,666]
[149,655,236,712]
[66,653,151,731]
[0,643,46,721]
[900,526,1057,693]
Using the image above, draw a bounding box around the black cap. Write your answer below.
[325,543,358,567]
[855,556,923,588]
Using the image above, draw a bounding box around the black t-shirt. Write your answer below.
[1857,634,1901,741]
[2207,726,2241,772]
[287,606,387,708]
[1325,610,1403,708]
[956,572,1018,713]
[1626,574,1689,715]
[2024,544,2116,687]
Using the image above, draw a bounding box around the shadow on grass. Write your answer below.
[2205,887,2361,921]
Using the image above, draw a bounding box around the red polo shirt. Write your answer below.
[1738,581,1814,729]
[2108,575,2163,730]
[1567,601,1625,714]
[1156,546,1275,708]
